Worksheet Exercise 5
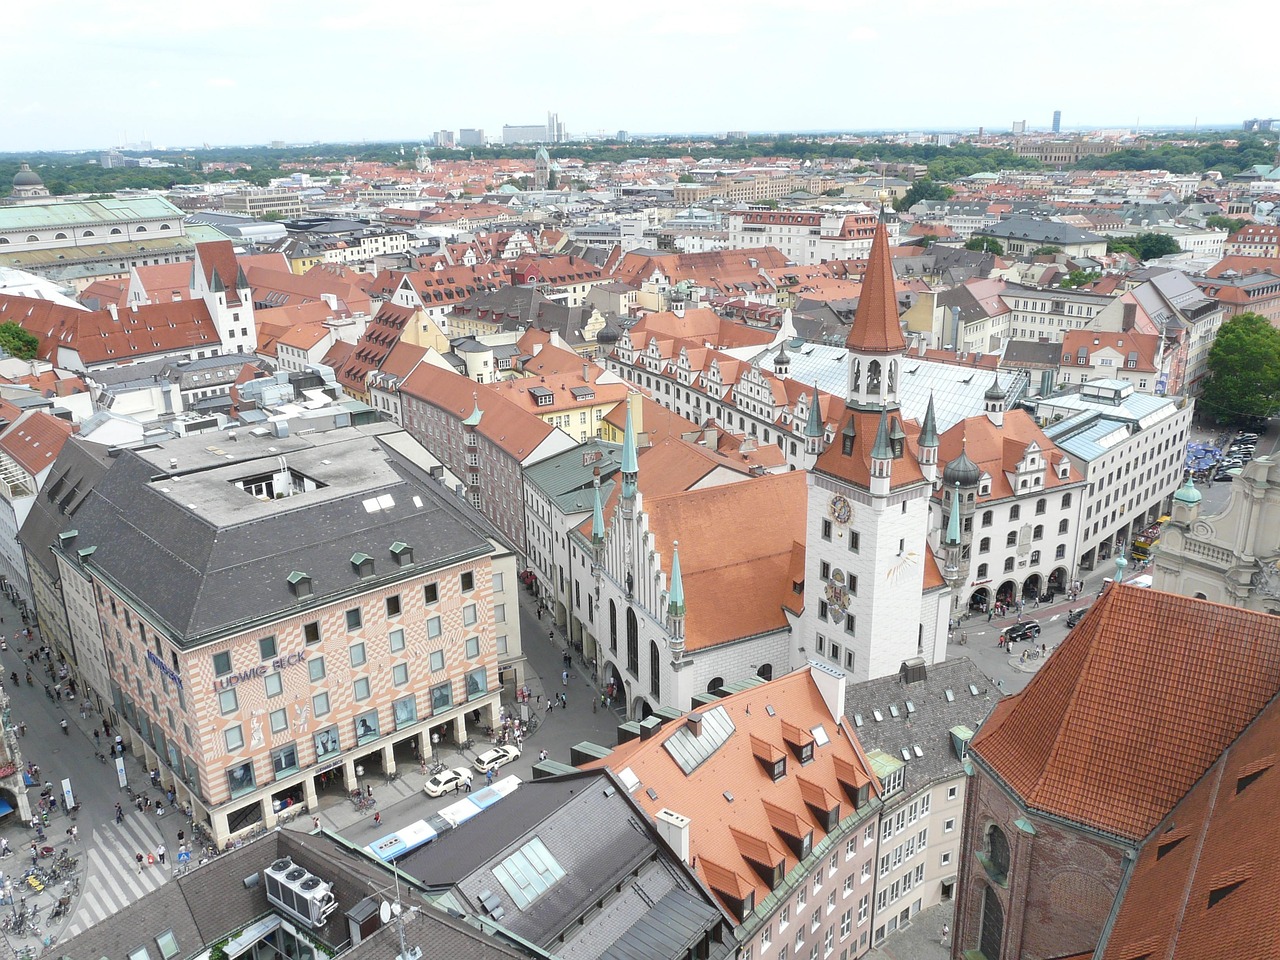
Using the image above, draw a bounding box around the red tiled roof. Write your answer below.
[972,583,1280,841]
[845,224,906,354]
[581,668,880,919]
[814,408,926,491]
[1099,692,1280,960]
[0,410,75,475]
[195,241,243,307]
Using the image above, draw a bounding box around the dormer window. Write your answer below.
[351,553,375,578]
[287,571,312,598]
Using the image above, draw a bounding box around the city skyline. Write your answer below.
[4,0,1274,153]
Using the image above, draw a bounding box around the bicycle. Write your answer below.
[427,761,446,776]
[459,738,476,751]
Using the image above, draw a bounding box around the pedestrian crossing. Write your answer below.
[60,815,170,938]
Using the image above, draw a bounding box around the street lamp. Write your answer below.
[355,764,364,798]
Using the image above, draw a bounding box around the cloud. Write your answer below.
[206,77,237,89]
[846,26,880,42]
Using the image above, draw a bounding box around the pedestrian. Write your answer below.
[366,784,373,799]
[559,691,567,708]
[93,729,100,747]
[136,852,144,873]
[536,605,542,621]
[464,777,472,793]
[115,803,124,824]
[485,769,494,786]
[373,811,381,827]
[539,749,548,762]
[941,923,949,945]
[312,815,321,833]
[0,838,8,858]
[592,697,597,713]
[561,670,568,686]
[987,609,993,622]
[156,843,166,865]
[546,698,553,714]
[177,829,185,844]
[60,717,68,735]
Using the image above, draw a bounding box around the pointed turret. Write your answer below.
[621,399,639,508]
[945,483,963,546]
[869,407,893,495]
[804,383,826,458]
[591,471,606,550]
[775,339,791,380]
[942,482,964,591]
[846,223,906,356]
[918,393,940,483]
[871,407,893,462]
[984,373,1006,427]
[668,540,686,654]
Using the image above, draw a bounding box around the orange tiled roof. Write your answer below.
[1098,691,1280,960]
[0,410,75,476]
[485,370,628,417]
[935,410,1079,501]
[332,302,414,394]
[581,668,880,918]
[602,395,699,443]
[133,261,194,303]
[972,583,1280,841]
[399,362,556,463]
[645,470,806,651]
[195,240,243,307]
[814,408,926,491]
[629,309,776,350]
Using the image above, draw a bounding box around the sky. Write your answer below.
[4,0,1274,153]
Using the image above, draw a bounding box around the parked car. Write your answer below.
[1065,608,1086,628]
[1220,458,1244,470]
[1001,621,1041,643]
[473,745,521,773]
[1237,432,1259,442]
[423,767,473,797]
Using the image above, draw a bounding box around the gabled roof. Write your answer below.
[935,410,1079,500]
[583,668,880,920]
[0,409,76,477]
[814,408,925,490]
[399,362,557,463]
[972,584,1280,841]
[194,240,243,307]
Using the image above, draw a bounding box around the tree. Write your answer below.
[1060,270,1100,288]
[1200,312,1280,423]
[893,179,954,212]
[1105,233,1181,260]
[917,234,941,248]
[1206,214,1249,235]
[1030,246,1063,257]
[259,211,287,221]
[677,174,697,183]
[965,237,1003,254]
[546,169,558,190]
[0,322,38,360]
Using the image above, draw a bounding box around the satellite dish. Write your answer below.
[379,901,392,924]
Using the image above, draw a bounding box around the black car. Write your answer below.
[1065,608,1085,628]
[1001,621,1041,643]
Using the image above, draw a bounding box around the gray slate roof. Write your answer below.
[55,830,530,960]
[844,658,1001,799]
[978,216,1104,245]
[17,435,115,579]
[64,424,494,643]
[397,771,721,958]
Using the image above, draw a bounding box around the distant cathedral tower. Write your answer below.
[534,146,551,191]
[8,163,50,204]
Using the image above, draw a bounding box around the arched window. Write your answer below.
[1035,498,1047,515]
[135,225,147,233]
[979,537,990,553]
[110,228,122,235]
[82,231,94,237]
[26,236,38,243]
[609,600,617,654]
[626,608,638,675]
[982,510,993,527]
[757,663,773,682]
[649,641,660,698]
[980,884,1005,959]
[160,223,171,230]
[0,239,8,245]
[986,824,1010,881]
[54,233,67,240]
[707,677,724,694]
[867,360,882,395]
[1006,532,1017,548]
[850,359,860,392]
[1033,525,1044,541]
[977,563,988,578]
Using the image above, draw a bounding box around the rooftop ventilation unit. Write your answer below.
[264,858,338,928]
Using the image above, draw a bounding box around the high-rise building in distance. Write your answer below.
[547,111,565,143]
[458,128,485,147]
[1052,110,1062,134]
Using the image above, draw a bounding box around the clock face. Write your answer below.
[829,495,852,526]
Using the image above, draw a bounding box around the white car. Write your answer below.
[472,745,521,773]
[423,767,473,797]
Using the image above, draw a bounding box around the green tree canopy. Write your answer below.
[1205,214,1249,235]
[1200,312,1280,423]
[893,179,954,212]
[0,322,38,360]
[1060,270,1100,288]
[1031,245,1063,257]
[1105,233,1181,260]
[964,236,1003,254]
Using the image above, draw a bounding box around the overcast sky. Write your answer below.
[4,0,1271,153]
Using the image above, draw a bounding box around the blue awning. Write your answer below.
[0,799,14,816]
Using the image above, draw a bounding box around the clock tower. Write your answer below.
[799,224,950,682]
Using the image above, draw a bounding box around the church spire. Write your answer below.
[920,393,940,449]
[804,382,825,438]
[845,223,905,355]
[591,470,605,550]
[668,540,686,653]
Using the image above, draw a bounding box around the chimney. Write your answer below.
[582,363,590,382]
[107,303,119,321]
[1122,302,1137,330]
[686,712,703,738]
[654,809,691,864]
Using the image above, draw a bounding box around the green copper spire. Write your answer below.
[920,393,939,448]
[621,400,639,499]
[871,406,893,461]
[804,382,824,438]
[668,541,685,619]
[946,481,962,546]
[591,475,606,546]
